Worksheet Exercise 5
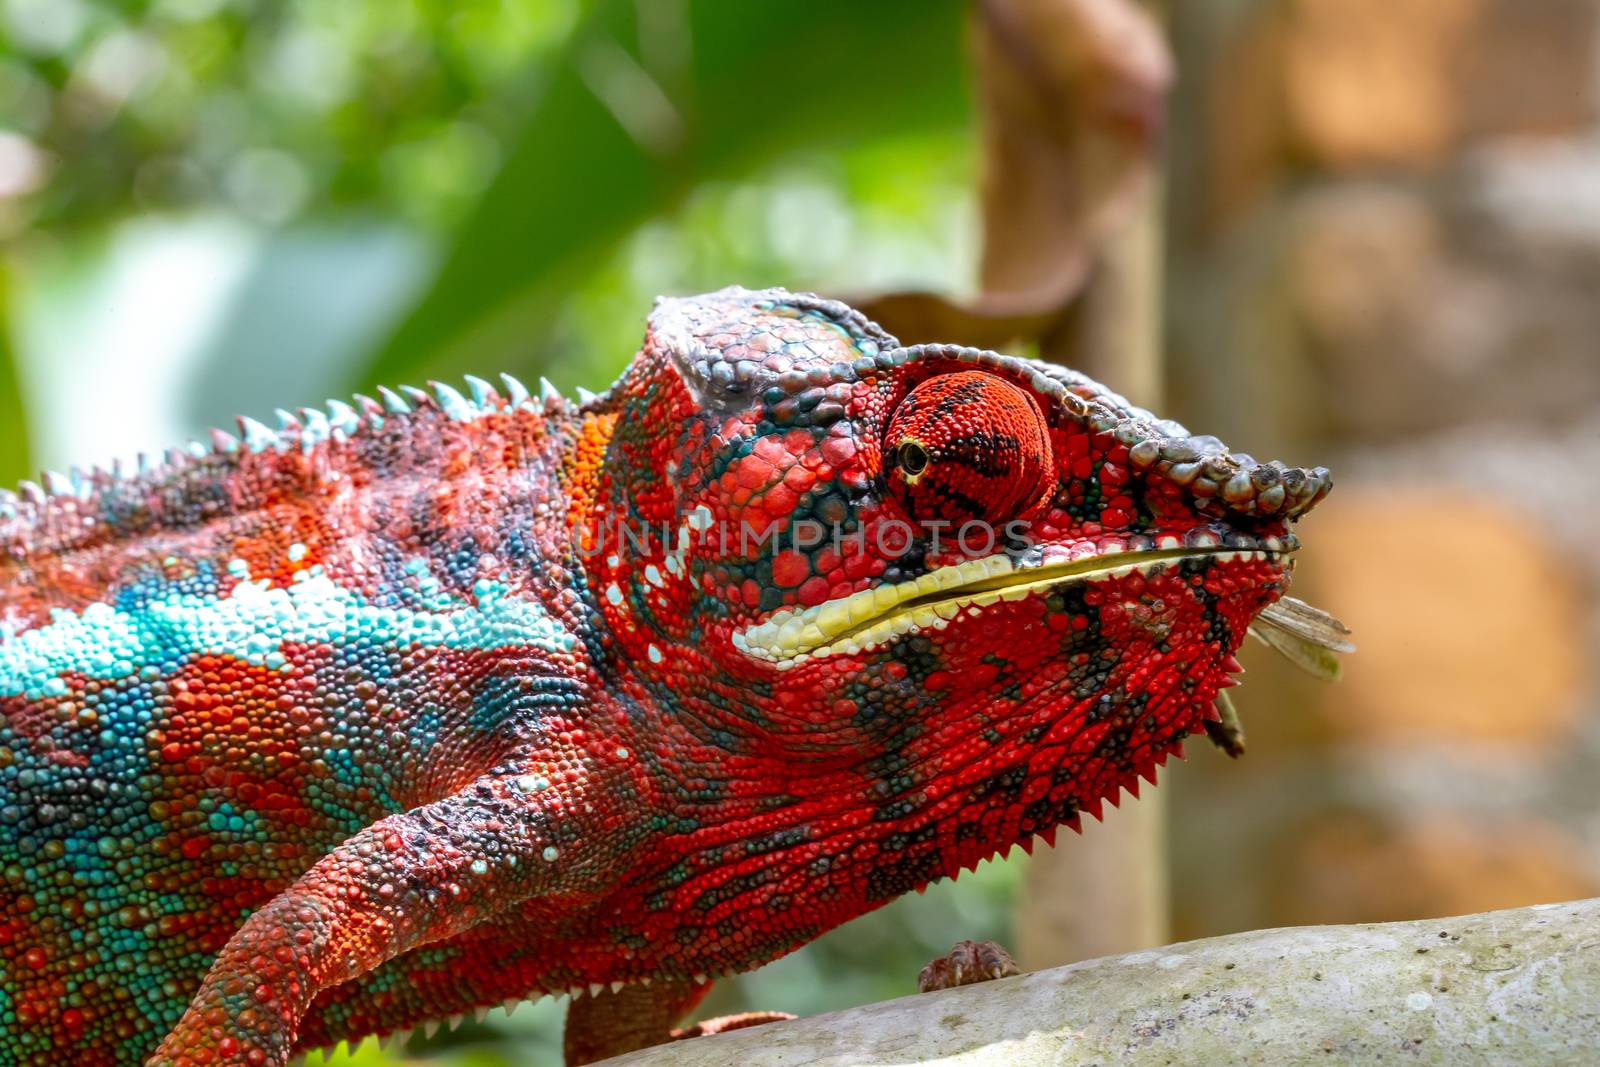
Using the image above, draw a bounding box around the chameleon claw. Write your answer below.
[918,940,1021,992]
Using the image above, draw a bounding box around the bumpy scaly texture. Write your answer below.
[0,288,1331,1066]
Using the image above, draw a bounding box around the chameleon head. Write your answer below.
[586,286,1330,860]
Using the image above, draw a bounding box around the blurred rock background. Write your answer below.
[1165,0,1600,939]
[2,1,1598,1063]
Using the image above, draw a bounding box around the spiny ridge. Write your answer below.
[0,374,558,558]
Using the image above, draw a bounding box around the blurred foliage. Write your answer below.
[363,0,970,388]
[0,263,25,487]
[0,1,1019,1064]
[533,132,978,395]
[0,0,577,233]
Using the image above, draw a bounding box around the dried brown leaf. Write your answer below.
[852,289,1074,352]
[857,0,1171,349]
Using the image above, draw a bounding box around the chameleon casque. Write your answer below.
[0,287,1340,1066]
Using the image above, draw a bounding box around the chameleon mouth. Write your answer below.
[733,544,1288,669]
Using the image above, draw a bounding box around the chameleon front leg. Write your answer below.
[147,766,626,1067]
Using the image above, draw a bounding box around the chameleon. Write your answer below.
[0,287,1343,1066]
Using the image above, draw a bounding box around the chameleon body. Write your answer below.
[0,288,1332,1065]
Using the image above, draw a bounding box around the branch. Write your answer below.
[602,898,1600,1065]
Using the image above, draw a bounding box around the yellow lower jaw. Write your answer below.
[732,547,1277,670]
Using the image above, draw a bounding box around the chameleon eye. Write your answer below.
[896,441,930,478]
[883,371,1055,527]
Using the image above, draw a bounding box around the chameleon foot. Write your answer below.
[918,939,1021,992]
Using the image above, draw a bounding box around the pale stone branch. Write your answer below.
[603,898,1600,1066]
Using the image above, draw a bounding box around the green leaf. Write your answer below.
[0,262,30,491]
[355,0,969,390]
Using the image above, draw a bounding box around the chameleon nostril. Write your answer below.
[897,441,930,477]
